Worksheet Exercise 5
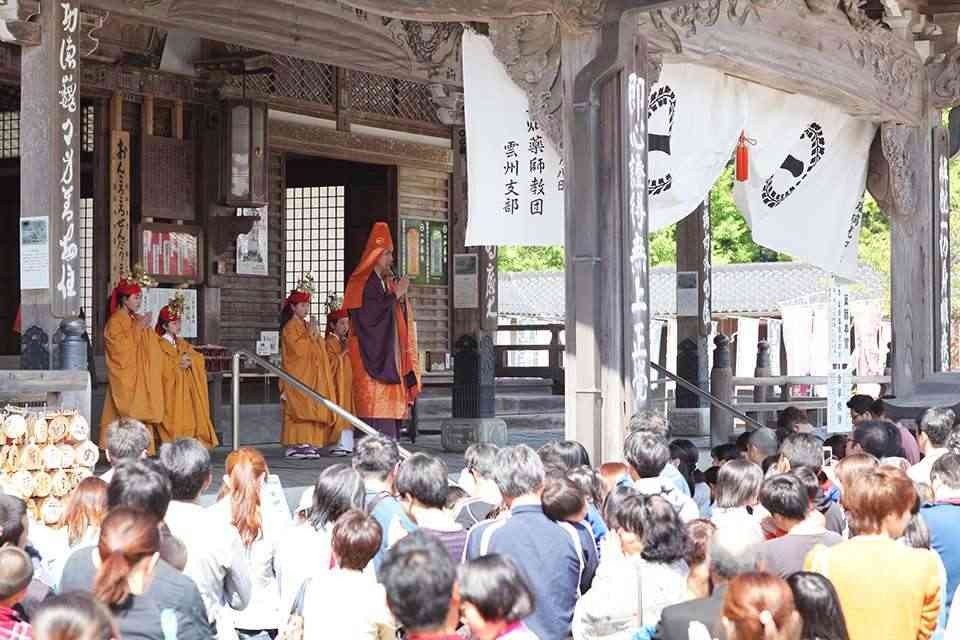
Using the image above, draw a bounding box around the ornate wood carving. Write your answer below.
[489,14,564,152]
[269,119,453,172]
[0,1,40,46]
[931,45,960,110]
[339,0,608,31]
[638,0,925,124]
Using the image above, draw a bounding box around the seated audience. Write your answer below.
[573,494,690,637]
[628,411,691,497]
[778,434,845,533]
[757,474,842,577]
[710,459,764,539]
[0,495,50,620]
[624,432,699,522]
[721,572,802,640]
[32,592,117,640]
[213,448,283,639]
[159,439,251,631]
[0,547,35,638]
[911,407,957,486]
[746,428,779,466]
[805,466,942,640]
[459,555,538,640]
[786,572,850,640]
[466,445,596,639]
[100,418,151,483]
[454,444,502,529]
[655,526,765,640]
[685,519,716,599]
[302,510,394,640]
[379,532,460,640]
[395,453,469,562]
[59,460,212,640]
[920,452,960,618]
[276,463,364,616]
[351,436,415,568]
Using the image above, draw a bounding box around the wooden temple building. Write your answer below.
[1,0,959,461]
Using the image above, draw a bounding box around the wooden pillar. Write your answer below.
[710,334,734,444]
[933,125,951,372]
[19,0,82,369]
[563,13,656,462]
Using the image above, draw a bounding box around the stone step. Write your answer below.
[416,393,564,418]
[415,411,564,434]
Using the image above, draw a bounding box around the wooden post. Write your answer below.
[753,339,772,428]
[933,125,951,373]
[173,99,184,141]
[710,334,734,445]
[142,95,154,137]
[19,0,83,368]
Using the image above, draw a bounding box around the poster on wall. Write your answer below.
[427,221,448,285]
[399,219,448,286]
[20,217,50,290]
[236,207,268,276]
[139,224,203,283]
[453,254,479,309]
[143,287,198,339]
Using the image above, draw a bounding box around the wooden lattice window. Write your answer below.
[0,111,19,159]
[223,47,336,106]
[351,71,441,124]
[79,197,94,335]
[81,103,95,153]
[284,186,345,317]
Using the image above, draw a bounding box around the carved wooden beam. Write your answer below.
[930,45,960,110]
[80,0,462,85]
[0,0,40,46]
[337,0,611,30]
[638,0,925,124]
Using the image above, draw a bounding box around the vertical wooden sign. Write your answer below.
[110,130,131,286]
[933,126,952,372]
[53,0,81,318]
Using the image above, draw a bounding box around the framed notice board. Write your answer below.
[399,218,447,286]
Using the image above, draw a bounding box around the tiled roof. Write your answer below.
[498,262,885,323]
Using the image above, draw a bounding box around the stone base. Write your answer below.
[441,418,508,453]
[668,408,710,437]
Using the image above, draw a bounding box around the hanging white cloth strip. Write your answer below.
[462,30,565,247]
[648,64,747,232]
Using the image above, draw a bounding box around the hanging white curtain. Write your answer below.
[648,64,747,232]
[781,305,814,376]
[733,87,876,279]
[462,30,565,246]
[735,317,760,377]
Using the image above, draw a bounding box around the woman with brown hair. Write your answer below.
[720,572,802,640]
[50,477,109,586]
[213,448,283,640]
[33,592,118,640]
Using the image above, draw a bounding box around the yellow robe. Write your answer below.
[99,310,165,449]
[280,318,337,446]
[325,333,354,441]
[157,336,219,448]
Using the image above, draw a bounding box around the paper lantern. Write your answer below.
[221,99,269,208]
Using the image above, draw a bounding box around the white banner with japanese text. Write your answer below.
[462,30,564,247]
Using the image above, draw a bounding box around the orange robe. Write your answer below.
[280,318,337,446]
[325,333,354,440]
[156,336,218,448]
[99,310,165,448]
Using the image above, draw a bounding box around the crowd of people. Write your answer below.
[3,394,960,640]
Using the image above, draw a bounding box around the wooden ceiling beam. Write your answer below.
[639,0,925,125]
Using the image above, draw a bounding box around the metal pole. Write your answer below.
[650,362,764,430]
[232,352,241,452]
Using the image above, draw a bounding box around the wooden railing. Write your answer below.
[495,324,565,394]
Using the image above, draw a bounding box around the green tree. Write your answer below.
[497,245,565,272]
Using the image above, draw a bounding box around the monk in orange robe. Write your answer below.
[280,279,337,458]
[324,306,354,456]
[99,276,165,450]
[154,294,218,448]
[344,222,421,439]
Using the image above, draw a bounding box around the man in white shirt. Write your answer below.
[99,417,150,483]
[159,438,252,637]
[909,407,957,487]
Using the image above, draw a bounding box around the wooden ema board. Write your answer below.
[141,135,195,220]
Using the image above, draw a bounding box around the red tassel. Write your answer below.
[736,131,749,182]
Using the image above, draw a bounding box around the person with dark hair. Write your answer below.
[787,572,850,640]
[100,417,150,483]
[105,459,172,520]
[669,439,699,495]
[920,452,960,619]
[746,428,779,466]
[847,394,875,423]
[444,486,469,512]
[710,443,740,467]
[849,420,900,459]
[99,271,165,451]
[277,463,364,617]
[541,476,588,524]
[805,466,942,640]
[757,474,842,577]
[628,412,691,497]
[823,434,848,463]
[566,465,608,551]
[685,519,716,599]
[624,432,699,522]
[573,494,691,636]
[466,445,595,639]
[395,453,468,563]
[302,510,394,640]
[279,275,338,459]
[0,547,34,638]
[735,431,752,458]
[776,407,809,444]
[459,555,538,640]
[710,459,764,539]
[160,438,252,632]
[379,531,459,639]
[32,592,118,640]
[777,434,845,534]
[352,435,415,569]
[721,572,802,640]
[911,407,958,486]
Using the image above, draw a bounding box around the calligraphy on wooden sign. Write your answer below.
[109,130,131,287]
